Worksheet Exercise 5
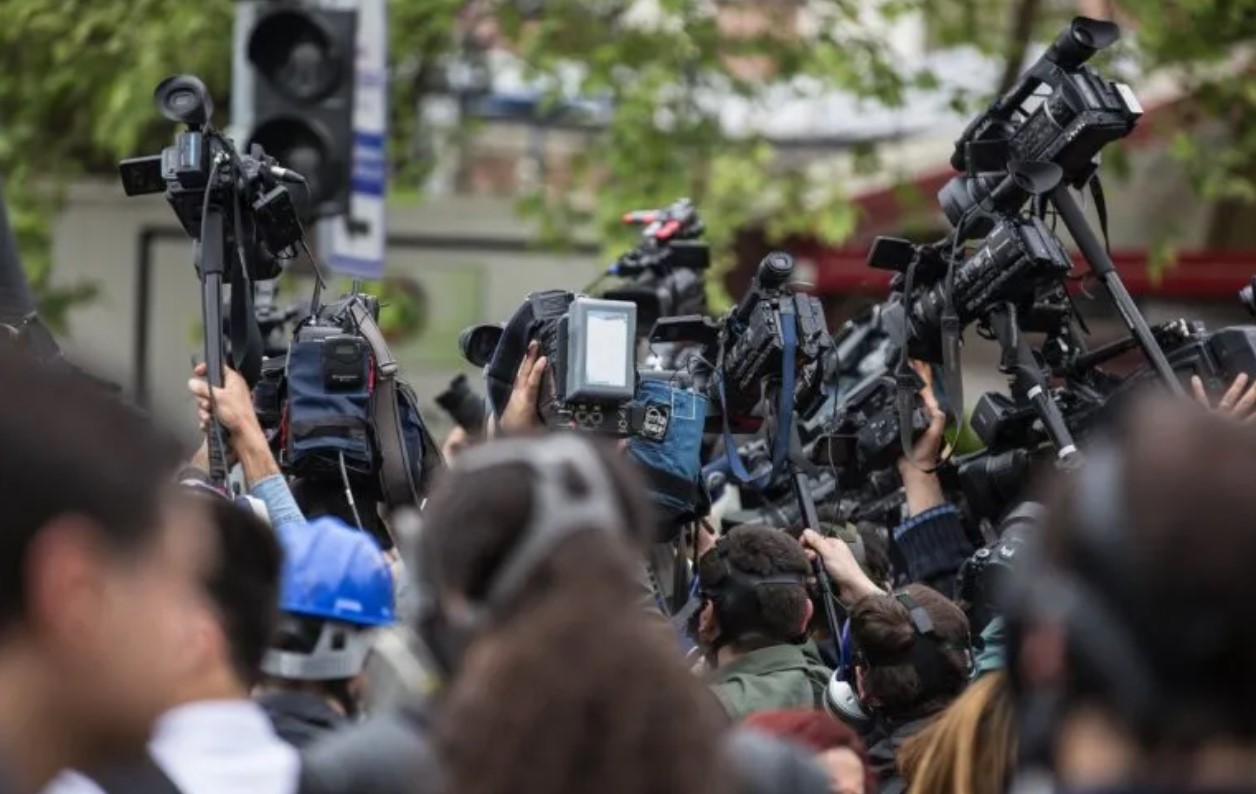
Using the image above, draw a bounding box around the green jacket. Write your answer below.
[709,642,834,722]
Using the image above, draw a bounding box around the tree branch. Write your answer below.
[995,0,1043,96]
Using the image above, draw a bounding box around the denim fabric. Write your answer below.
[628,379,708,516]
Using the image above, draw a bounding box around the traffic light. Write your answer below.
[244,3,357,220]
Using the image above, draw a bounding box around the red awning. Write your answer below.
[793,243,1256,299]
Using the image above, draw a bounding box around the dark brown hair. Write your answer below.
[850,584,969,720]
[899,672,1016,794]
[0,345,183,632]
[426,434,726,794]
[697,524,812,649]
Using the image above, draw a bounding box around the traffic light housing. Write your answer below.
[245,4,356,220]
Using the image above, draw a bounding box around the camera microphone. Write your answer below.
[267,165,308,185]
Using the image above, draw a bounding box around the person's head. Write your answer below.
[849,584,970,722]
[415,431,655,675]
[696,524,813,659]
[898,671,1016,794]
[0,345,210,784]
[423,433,726,794]
[1008,398,1256,787]
[743,709,874,794]
[261,516,395,716]
[179,493,282,700]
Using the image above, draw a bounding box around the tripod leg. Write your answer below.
[1049,185,1184,396]
[988,305,1081,464]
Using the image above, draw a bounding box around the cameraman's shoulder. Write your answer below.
[297,707,442,794]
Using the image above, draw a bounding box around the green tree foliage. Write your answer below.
[0,0,1041,322]
[0,0,236,329]
[1118,1,1256,210]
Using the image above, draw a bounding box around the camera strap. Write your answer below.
[1089,175,1111,254]
[717,306,798,490]
[347,299,420,509]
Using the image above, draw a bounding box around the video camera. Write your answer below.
[251,290,443,539]
[655,252,832,435]
[119,76,304,276]
[118,74,308,485]
[939,17,1143,236]
[870,215,1074,364]
[599,198,710,334]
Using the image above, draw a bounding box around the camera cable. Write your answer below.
[339,451,366,531]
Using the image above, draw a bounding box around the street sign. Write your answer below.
[326,0,388,278]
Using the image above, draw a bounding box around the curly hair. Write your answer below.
[425,434,727,794]
[697,524,812,650]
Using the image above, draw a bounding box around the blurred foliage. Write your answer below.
[493,0,934,308]
[0,0,235,328]
[1119,0,1256,231]
[10,0,1232,330]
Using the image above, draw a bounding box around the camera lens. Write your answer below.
[168,90,197,111]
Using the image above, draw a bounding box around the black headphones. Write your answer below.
[854,591,972,689]
[700,534,809,647]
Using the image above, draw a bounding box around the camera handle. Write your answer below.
[198,203,231,487]
[1049,185,1184,397]
[783,428,847,669]
[986,303,1082,465]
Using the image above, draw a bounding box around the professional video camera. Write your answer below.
[598,198,710,334]
[656,252,831,432]
[939,16,1141,235]
[870,215,1073,363]
[118,74,306,485]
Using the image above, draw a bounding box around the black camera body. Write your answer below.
[652,253,832,433]
[871,215,1073,364]
[119,110,300,278]
[816,372,932,476]
[939,18,1141,233]
[721,254,833,430]
[602,198,711,334]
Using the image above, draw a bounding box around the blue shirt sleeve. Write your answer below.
[250,474,307,530]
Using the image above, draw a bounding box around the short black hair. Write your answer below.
[199,495,282,687]
[0,346,183,632]
[698,524,812,649]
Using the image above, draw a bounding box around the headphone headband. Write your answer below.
[450,433,627,612]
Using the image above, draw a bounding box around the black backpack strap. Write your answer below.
[347,299,419,511]
[90,755,184,794]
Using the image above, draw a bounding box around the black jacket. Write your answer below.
[864,715,932,794]
[297,704,441,794]
[258,691,348,749]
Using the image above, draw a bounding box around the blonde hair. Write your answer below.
[898,672,1016,794]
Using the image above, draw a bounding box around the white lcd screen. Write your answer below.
[584,311,631,387]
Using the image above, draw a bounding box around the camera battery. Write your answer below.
[322,334,369,390]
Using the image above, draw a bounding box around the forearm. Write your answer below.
[251,472,306,530]
[833,566,883,607]
[899,466,947,517]
[233,425,281,487]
